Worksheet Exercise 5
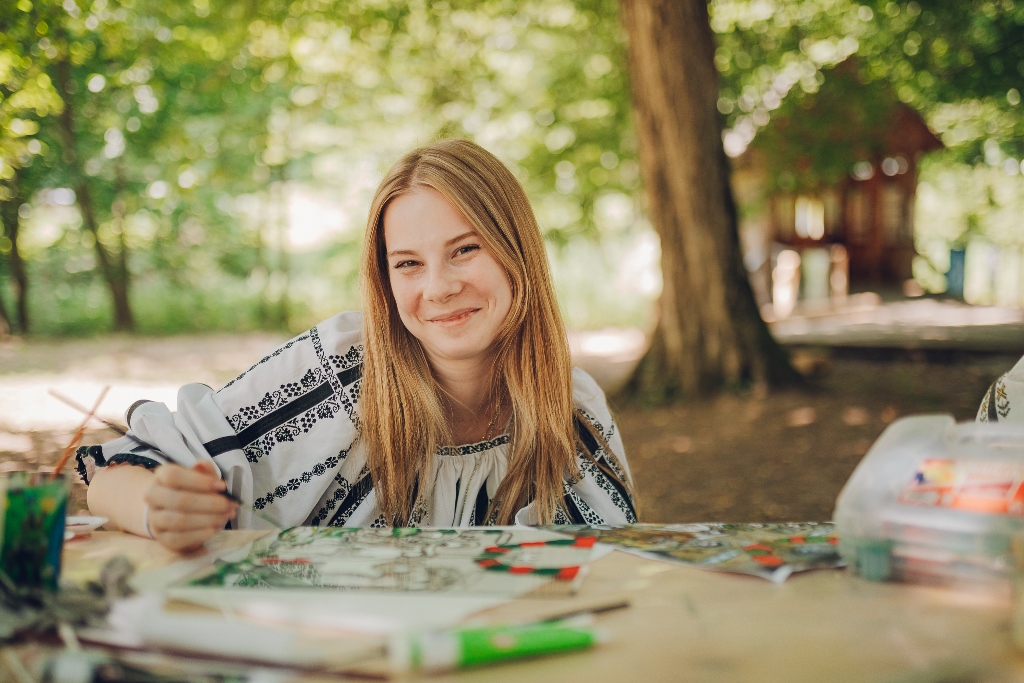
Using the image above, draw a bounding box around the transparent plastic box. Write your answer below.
[834,415,1024,592]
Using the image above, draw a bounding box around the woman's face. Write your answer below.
[383,187,513,367]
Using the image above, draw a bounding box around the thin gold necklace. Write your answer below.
[482,392,503,441]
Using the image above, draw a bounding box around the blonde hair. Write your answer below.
[359,139,629,525]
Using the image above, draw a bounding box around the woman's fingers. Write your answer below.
[155,462,225,493]
[148,508,233,533]
[142,462,237,552]
[192,460,219,478]
[146,484,236,515]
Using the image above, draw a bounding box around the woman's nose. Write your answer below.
[423,265,462,302]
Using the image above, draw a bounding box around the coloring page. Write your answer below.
[542,523,843,583]
[180,526,589,596]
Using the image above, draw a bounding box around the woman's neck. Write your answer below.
[430,353,504,444]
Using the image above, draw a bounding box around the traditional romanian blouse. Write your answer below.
[977,354,1023,424]
[76,311,637,529]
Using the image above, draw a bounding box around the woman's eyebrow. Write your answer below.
[386,231,477,258]
[445,231,477,247]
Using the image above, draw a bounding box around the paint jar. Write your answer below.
[0,472,70,589]
[836,416,1024,593]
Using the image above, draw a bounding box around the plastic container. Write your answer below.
[834,415,1024,592]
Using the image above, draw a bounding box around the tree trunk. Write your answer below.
[75,182,134,331]
[52,30,135,332]
[618,0,799,401]
[0,178,27,334]
[0,203,13,337]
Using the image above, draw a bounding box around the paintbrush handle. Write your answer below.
[51,426,87,480]
[51,386,109,480]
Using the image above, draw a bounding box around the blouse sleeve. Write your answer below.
[75,311,365,531]
[977,354,1023,423]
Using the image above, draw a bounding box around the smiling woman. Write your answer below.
[79,140,637,551]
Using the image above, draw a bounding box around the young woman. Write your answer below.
[80,139,637,551]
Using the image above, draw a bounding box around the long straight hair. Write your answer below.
[359,139,628,525]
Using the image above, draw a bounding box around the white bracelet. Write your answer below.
[141,503,156,540]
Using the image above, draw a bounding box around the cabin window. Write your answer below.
[794,196,825,240]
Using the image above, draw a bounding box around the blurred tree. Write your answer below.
[0,0,65,333]
[712,0,1024,183]
[2,0,1020,339]
[617,0,798,400]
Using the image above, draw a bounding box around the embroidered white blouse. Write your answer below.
[76,311,637,530]
[977,354,1023,424]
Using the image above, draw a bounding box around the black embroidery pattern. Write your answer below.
[979,389,992,422]
[328,346,363,372]
[312,328,362,427]
[74,445,106,485]
[563,484,604,525]
[225,366,342,464]
[220,333,311,391]
[437,435,510,457]
[227,367,328,433]
[576,409,629,484]
[996,377,1011,419]
[576,407,616,444]
[552,507,570,525]
[328,474,374,527]
[253,446,351,511]
[369,514,389,528]
[576,456,637,523]
[310,465,367,525]
[408,498,427,527]
[243,397,341,464]
[106,453,161,471]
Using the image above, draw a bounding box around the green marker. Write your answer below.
[389,620,607,672]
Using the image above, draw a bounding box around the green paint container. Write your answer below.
[0,472,69,589]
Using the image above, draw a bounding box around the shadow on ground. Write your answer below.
[617,352,1016,523]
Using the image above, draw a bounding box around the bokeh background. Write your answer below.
[1,0,1022,521]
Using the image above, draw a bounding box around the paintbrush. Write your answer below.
[49,389,284,531]
[51,386,109,480]
[49,389,131,437]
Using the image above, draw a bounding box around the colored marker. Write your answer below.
[389,621,607,672]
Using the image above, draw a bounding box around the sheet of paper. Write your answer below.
[133,527,587,633]
[541,523,844,583]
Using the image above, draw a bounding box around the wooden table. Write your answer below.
[42,531,1024,681]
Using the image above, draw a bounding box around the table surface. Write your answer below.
[51,530,1024,683]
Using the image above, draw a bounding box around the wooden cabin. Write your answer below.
[732,64,943,308]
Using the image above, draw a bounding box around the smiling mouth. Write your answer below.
[428,308,479,324]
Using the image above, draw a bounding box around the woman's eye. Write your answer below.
[455,244,480,257]
[393,260,418,269]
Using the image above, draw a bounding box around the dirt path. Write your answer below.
[0,332,1014,523]
[619,352,1016,523]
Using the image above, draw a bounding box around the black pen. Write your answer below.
[219,489,284,530]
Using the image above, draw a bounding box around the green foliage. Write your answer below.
[1,0,1022,336]
[712,0,1024,249]
[1,0,651,336]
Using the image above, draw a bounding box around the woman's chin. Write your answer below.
[422,341,495,366]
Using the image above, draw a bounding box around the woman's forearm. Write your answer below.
[86,464,156,538]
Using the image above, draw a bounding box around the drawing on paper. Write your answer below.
[183,527,591,595]
[542,522,843,583]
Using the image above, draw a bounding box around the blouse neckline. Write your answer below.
[436,433,510,457]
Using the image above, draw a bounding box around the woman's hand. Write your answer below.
[143,461,238,552]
